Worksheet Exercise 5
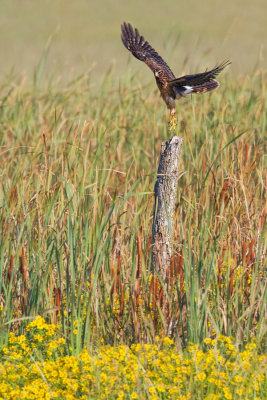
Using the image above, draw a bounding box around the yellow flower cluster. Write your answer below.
[26,316,59,336]
[0,318,265,399]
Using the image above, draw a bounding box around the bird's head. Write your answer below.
[154,69,164,79]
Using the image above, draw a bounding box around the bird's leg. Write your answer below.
[169,109,177,131]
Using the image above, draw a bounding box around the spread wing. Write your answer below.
[121,22,175,80]
[169,61,231,87]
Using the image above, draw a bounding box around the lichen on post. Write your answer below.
[151,135,183,281]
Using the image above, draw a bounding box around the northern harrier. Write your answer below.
[121,22,230,129]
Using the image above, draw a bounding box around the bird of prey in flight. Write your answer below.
[121,22,230,130]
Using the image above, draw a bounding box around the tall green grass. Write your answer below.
[0,67,266,353]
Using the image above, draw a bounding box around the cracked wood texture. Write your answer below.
[151,136,183,280]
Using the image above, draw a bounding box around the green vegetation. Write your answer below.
[0,59,266,398]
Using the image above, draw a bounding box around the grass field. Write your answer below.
[0,2,266,398]
[0,63,266,398]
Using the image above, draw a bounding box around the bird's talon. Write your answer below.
[169,116,177,131]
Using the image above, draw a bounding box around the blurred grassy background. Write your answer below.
[0,0,266,82]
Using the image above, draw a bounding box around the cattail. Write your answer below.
[53,287,61,315]
[153,276,158,311]
[145,235,152,265]
[135,279,140,308]
[8,186,18,207]
[242,242,248,263]
[8,254,14,284]
[110,262,115,294]
[244,239,255,295]
[131,300,139,337]
[43,132,48,169]
[19,246,27,312]
[116,253,121,293]
[217,258,222,288]
[260,207,266,230]
[148,274,154,308]
[218,180,232,211]
[111,251,121,297]
[158,287,164,308]
[228,265,235,296]
[135,230,142,308]
[202,154,206,175]
[247,239,255,266]
[218,245,226,289]
[119,283,124,316]
[176,250,184,286]
[136,230,142,279]
[19,246,27,291]
[244,142,249,165]
[169,256,175,286]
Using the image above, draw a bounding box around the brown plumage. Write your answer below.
[121,22,230,125]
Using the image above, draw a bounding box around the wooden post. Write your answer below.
[151,136,183,280]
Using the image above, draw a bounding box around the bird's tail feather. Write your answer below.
[177,79,219,97]
[190,79,219,94]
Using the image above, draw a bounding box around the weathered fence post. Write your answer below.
[151,135,183,280]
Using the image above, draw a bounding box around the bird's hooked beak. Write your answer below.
[155,71,159,77]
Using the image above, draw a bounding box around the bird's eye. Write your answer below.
[155,70,163,77]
